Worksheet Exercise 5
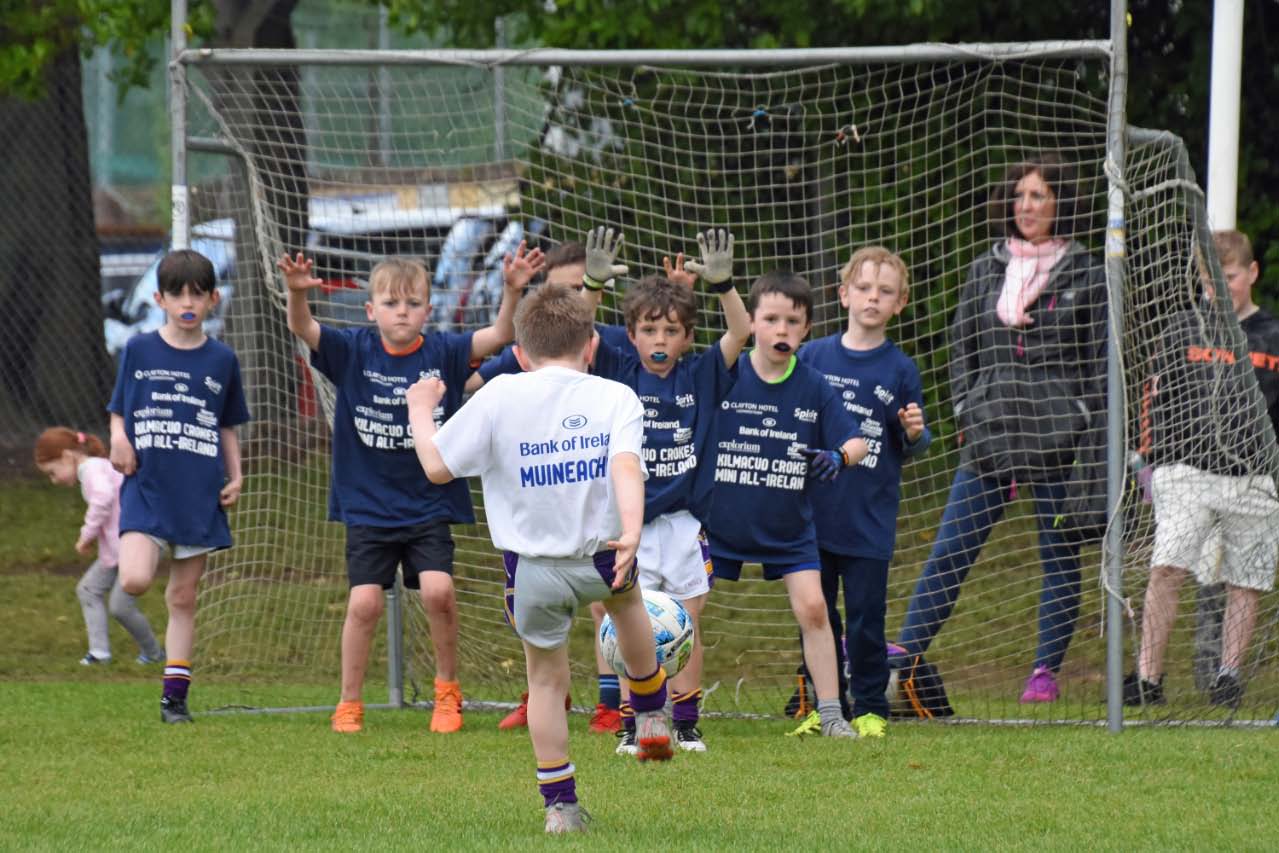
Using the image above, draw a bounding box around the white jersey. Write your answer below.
[433,365,645,559]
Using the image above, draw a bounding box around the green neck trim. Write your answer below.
[753,349,797,384]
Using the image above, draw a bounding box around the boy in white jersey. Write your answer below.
[408,283,673,834]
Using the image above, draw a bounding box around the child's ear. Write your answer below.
[513,345,532,372]
[585,331,600,366]
[365,301,375,322]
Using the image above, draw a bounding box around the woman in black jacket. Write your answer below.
[895,153,1107,704]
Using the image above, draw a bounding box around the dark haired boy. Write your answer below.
[588,227,751,753]
[108,249,251,723]
[705,271,869,739]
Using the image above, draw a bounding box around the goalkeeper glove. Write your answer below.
[583,226,629,291]
[799,447,847,481]
[685,228,735,293]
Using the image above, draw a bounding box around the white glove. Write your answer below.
[685,228,734,285]
[583,226,629,289]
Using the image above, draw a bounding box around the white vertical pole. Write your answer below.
[378,6,392,167]
[170,0,190,249]
[1206,0,1244,230]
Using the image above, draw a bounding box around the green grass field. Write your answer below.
[5,464,1279,849]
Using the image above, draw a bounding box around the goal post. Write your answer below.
[169,35,1279,726]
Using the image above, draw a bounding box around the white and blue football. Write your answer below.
[598,589,694,679]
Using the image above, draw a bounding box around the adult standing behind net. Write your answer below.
[893,153,1107,705]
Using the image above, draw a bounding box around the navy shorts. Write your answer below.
[710,555,820,581]
[345,521,455,590]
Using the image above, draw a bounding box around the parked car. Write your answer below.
[102,219,235,357]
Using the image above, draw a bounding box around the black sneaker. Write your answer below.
[1209,672,1244,709]
[160,696,193,724]
[614,729,638,756]
[1121,671,1165,706]
[674,721,707,752]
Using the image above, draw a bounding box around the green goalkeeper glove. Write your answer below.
[583,226,629,291]
[685,228,734,291]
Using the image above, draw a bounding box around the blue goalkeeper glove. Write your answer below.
[799,447,845,481]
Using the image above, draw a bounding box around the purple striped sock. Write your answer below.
[163,661,191,701]
[673,688,702,724]
[537,760,577,807]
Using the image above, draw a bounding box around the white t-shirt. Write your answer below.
[433,365,646,559]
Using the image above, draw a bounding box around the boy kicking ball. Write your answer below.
[408,282,673,834]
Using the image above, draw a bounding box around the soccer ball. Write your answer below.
[598,589,694,679]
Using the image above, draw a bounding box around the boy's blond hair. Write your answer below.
[515,283,595,361]
[1213,230,1255,268]
[368,257,430,299]
[840,246,910,298]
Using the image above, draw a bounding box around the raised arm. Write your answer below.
[684,229,749,366]
[406,377,455,485]
[278,252,323,351]
[471,240,544,360]
[581,225,629,316]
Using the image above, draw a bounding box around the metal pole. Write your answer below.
[170,0,190,249]
[493,16,507,163]
[378,6,392,167]
[1206,0,1244,229]
[386,576,405,707]
[1104,0,1131,734]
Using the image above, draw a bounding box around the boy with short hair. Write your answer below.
[109,249,250,723]
[407,283,674,834]
[469,240,630,734]
[706,270,870,739]
[278,244,543,733]
[797,246,931,738]
[587,227,751,753]
[1124,229,1279,709]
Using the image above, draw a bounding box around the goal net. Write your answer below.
[176,45,1279,724]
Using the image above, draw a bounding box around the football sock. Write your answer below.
[620,701,635,733]
[626,666,668,714]
[672,688,702,724]
[163,659,192,701]
[537,759,577,807]
[818,699,842,728]
[598,674,621,710]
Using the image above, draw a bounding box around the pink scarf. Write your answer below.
[996,238,1068,327]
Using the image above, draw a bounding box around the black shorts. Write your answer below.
[345,521,455,590]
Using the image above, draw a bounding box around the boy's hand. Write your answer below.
[584,226,629,289]
[606,530,640,588]
[662,252,698,289]
[220,477,242,508]
[898,403,925,442]
[75,538,94,556]
[110,433,136,476]
[277,252,324,292]
[685,228,734,285]
[407,377,446,413]
[502,240,545,291]
[799,447,844,481]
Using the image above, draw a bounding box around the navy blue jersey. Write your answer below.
[477,323,636,383]
[594,338,737,523]
[704,355,860,564]
[107,331,250,547]
[312,325,475,527]
[799,335,931,560]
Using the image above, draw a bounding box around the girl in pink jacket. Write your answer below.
[35,428,163,665]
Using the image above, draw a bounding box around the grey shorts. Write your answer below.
[502,550,637,650]
[144,535,215,561]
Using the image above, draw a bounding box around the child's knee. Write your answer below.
[165,581,198,613]
[418,575,456,614]
[346,587,385,625]
[75,577,96,603]
[794,598,830,632]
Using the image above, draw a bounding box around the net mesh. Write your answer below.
[174,51,1279,723]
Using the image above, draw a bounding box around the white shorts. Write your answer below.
[507,551,626,650]
[1151,464,1279,592]
[144,535,215,562]
[636,510,712,601]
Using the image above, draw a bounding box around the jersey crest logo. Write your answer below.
[561,414,588,430]
[842,389,856,400]
[762,417,777,427]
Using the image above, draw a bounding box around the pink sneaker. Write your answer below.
[1020,667,1059,703]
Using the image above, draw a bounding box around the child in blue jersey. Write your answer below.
[707,271,870,739]
[588,226,751,753]
[469,241,633,734]
[408,282,674,834]
[797,246,931,738]
[279,244,543,734]
[107,249,250,723]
